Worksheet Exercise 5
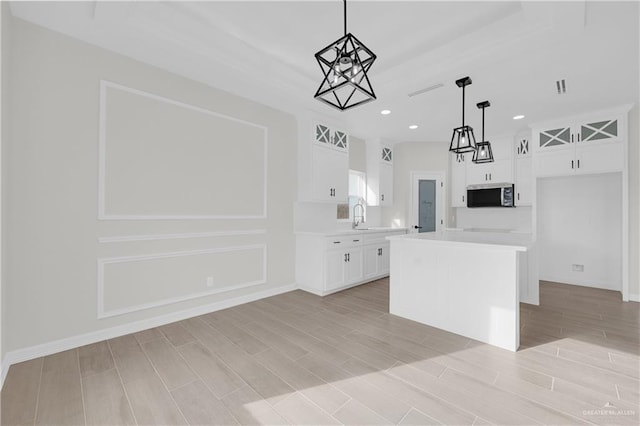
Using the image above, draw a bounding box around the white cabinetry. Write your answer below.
[363,232,391,279]
[379,146,394,206]
[450,153,467,207]
[466,159,512,185]
[296,229,406,296]
[298,117,350,202]
[514,132,533,206]
[533,113,624,177]
[312,144,348,202]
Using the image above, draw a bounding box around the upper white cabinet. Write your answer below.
[514,131,532,206]
[298,117,350,202]
[312,144,348,202]
[533,110,626,177]
[379,146,393,206]
[467,159,512,185]
[450,153,467,207]
[465,135,514,185]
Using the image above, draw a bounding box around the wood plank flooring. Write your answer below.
[1,279,638,425]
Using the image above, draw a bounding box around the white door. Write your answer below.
[410,172,445,233]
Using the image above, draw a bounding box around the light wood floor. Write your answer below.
[1,280,638,425]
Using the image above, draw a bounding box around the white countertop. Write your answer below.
[388,230,533,251]
[296,227,408,237]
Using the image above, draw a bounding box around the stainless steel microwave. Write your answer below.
[466,183,515,208]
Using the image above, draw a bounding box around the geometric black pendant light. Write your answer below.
[473,101,495,163]
[449,76,477,154]
[314,0,377,111]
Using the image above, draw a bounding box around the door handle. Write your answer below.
[413,225,423,229]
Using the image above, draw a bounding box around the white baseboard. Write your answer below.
[0,355,9,390]
[629,293,640,302]
[0,283,296,390]
[539,275,620,292]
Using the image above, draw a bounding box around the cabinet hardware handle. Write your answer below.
[518,193,520,201]
[381,194,384,201]
[333,241,341,244]
[571,160,574,169]
[344,253,347,262]
[347,253,350,262]
[578,134,581,142]
[353,239,359,242]
[462,195,465,202]
[490,173,492,180]
[577,159,580,168]
[571,134,574,143]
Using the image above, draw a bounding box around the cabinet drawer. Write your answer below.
[325,236,362,249]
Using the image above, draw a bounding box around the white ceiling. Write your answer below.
[9,1,640,144]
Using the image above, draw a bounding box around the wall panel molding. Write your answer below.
[98,229,266,243]
[98,80,268,220]
[97,244,267,319]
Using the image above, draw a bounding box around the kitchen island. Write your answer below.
[387,231,537,352]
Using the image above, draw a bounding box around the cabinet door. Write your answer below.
[578,118,620,144]
[378,242,390,275]
[466,162,490,185]
[333,129,349,151]
[345,247,363,284]
[536,126,572,152]
[451,154,467,207]
[325,250,345,291]
[314,123,332,146]
[379,163,393,206]
[312,145,348,202]
[576,142,624,175]
[515,157,532,206]
[533,149,575,177]
[363,245,379,279]
[488,159,513,183]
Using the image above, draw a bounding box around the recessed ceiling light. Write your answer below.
[381,109,391,115]
[409,125,418,130]
[513,115,525,120]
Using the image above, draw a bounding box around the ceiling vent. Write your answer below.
[556,79,567,95]
[408,83,444,98]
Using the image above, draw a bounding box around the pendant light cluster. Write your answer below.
[314,0,377,111]
[449,76,494,163]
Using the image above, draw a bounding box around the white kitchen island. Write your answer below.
[387,231,537,352]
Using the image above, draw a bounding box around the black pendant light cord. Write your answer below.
[481,105,485,141]
[343,0,347,36]
[461,85,465,127]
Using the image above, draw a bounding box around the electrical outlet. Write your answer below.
[206,276,214,287]
[572,264,584,272]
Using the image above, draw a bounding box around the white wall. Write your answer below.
[4,17,297,354]
[455,207,533,232]
[383,142,449,228]
[0,1,7,376]
[537,173,622,290]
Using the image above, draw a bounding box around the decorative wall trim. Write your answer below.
[98,229,266,243]
[0,283,296,390]
[98,80,268,220]
[97,244,267,319]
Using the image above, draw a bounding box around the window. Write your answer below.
[348,170,366,222]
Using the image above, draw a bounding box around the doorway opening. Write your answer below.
[410,171,445,233]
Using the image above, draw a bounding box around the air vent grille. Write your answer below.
[408,83,444,98]
[556,79,567,95]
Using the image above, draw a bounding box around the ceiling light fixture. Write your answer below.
[473,101,494,164]
[513,115,525,120]
[409,125,418,130]
[449,76,477,154]
[314,0,377,111]
[381,109,391,115]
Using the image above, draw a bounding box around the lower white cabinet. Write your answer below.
[363,242,390,279]
[296,229,406,296]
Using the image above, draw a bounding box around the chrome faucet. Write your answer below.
[352,203,365,229]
